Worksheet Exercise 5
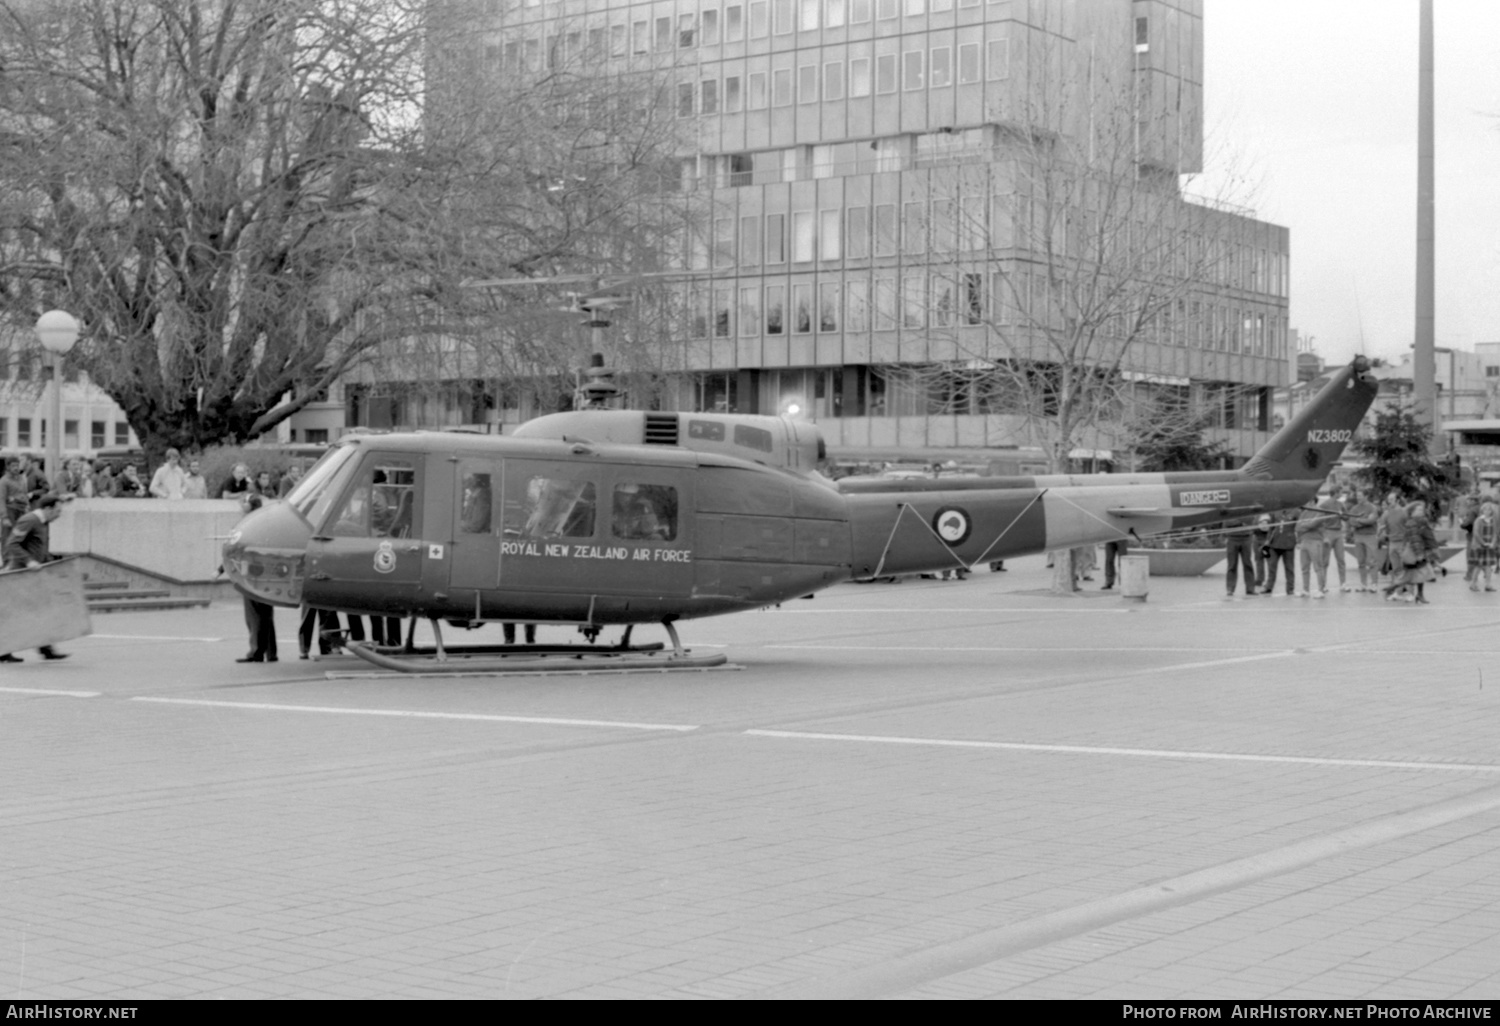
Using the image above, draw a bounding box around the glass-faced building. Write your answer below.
[363,0,1289,468]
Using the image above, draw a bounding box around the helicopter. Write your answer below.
[221,355,1379,673]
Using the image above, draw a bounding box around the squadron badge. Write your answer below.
[374,540,397,574]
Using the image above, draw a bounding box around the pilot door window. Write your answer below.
[460,471,494,535]
[329,457,417,539]
[507,475,598,539]
[611,484,678,542]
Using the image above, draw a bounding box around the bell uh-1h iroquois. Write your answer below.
[221,356,1377,672]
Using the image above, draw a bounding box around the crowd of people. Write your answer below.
[1216,485,1477,604]
[1,449,308,505]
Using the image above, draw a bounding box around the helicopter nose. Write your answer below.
[222,501,311,608]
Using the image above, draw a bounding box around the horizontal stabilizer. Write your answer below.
[1109,505,1263,520]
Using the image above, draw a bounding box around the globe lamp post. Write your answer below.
[34,310,80,489]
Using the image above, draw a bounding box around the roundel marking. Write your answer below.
[933,506,972,546]
[1303,447,1321,471]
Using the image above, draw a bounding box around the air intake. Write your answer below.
[643,413,679,446]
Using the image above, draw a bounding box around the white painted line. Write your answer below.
[131,696,699,732]
[772,608,1131,614]
[744,729,1500,774]
[768,644,1276,653]
[0,686,101,698]
[761,783,1500,999]
[88,634,223,643]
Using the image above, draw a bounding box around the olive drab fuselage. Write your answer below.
[222,358,1379,627]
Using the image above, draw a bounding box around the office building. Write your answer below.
[335,0,1288,468]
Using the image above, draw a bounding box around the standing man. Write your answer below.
[1260,510,1298,596]
[148,448,188,499]
[1345,489,1382,592]
[1323,488,1352,592]
[1101,536,1129,591]
[1296,501,1334,598]
[0,456,28,536]
[1223,517,1258,599]
[20,454,49,509]
[0,496,70,663]
[182,458,209,499]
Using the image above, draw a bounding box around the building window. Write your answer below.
[846,206,869,258]
[17,418,31,447]
[702,9,719,44]
[792,210,816,262]
[632,21,648,54]
[739,286,761,336]
[714,217,735,267]
[819,209,841,259]
[902,273,925,328]
[740,215,761,264]
[849,57,871,97]
[766,213,786,263]
[680,13,697,46]
[824,61,844,100]
[819,283,840,332]
[958,42,980,83]
[714,287,733,337]
[987,37,1008,79]
[904,0,923,15]
[903,200,926,253]
[964,273,984,323]
[64,419,79,449]
[725,75,742,112]
[773,68,793,106]
[876,0,897,18]
[656,17,673,51]
[876,53,897,93]
[902,50,923,90]
[798,64,817,103]
[800,0,819,30]
[749,71,768,109]
[1135,16,1148,49]
[766,285,785,334]
[827,0,846,27]
[91,420,106,449]
[874,203,897,256]
[750,0,768,36]
[874,275,896,329]
[114,423,130,446]
[929,46,950,87]
[726,5,743,39]
[846,279,869,332]
[793,284,813,333]
[851,0,871,20]
[678,82,696,117]
[774,0,793,33]
[701,78,718,114]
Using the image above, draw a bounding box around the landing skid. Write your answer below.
[341,619,727,675]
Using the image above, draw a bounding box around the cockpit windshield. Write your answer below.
[286,444,361,528]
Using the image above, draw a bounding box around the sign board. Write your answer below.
[0,557,93,653]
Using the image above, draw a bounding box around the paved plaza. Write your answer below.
[3,554,1500,999]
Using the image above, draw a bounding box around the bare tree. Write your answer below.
[0,0,689,457]
[905,47,1267,478]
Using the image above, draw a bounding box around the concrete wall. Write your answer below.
[50,499,247,583]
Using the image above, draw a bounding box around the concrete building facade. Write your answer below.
[334,0,1289,467]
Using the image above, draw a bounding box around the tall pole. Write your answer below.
[1413,0,1437,449]
[34,311,80,490]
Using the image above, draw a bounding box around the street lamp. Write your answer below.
[34,310,80,489]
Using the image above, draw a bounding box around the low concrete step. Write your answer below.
[87,596,212,613]
[84,580,131,591]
